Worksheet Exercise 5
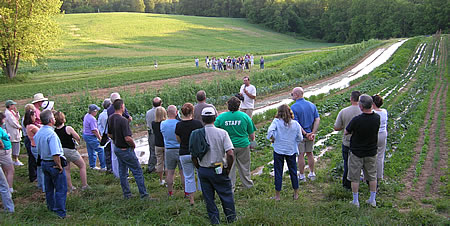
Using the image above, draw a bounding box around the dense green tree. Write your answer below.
[0,0,63,79]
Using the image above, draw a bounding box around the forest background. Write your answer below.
[61,0,448,43]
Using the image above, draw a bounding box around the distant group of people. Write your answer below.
[0,75,388,221]
[195,54,265,71]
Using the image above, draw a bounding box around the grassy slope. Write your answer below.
[20,12,338,75]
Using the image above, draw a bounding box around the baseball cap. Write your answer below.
[5,100,16,108]
[88,104,100,113]
[201,107,215,116]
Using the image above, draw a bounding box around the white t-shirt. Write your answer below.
[240,84,256,109]
[374,109,388,133]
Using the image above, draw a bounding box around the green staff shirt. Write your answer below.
[214,111,256,148]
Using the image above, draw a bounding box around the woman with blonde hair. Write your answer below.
[54,111,89,192]
[267,104,303,201]
[152,106,167,186]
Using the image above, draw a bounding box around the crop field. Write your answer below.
[0,12,448,225]
[1,28,448,224]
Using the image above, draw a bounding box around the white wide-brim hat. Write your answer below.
[42,101,54,111]
[32,93,48,104]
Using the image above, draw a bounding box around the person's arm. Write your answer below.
[67,126,81,143]
[0,139,4,149]
[243,87,256,99]
[266,120,277,142]
[334,112,343,131]
[225,149,234,175]
[125,136,136,149]
[92,129,102,141]
[53,155,63,173]
[307,117,320,141]
[176,135,181,144]
[6,112,21,129]
[344,129,351,135]
[192,156,200,169]
[249,132,255,142]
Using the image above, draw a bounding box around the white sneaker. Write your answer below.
[159,180,166,186]
[298,175,306,183]
[90,166,101,170]
[350,201,360,208]
[366,199,376,208]
[308,172,316,181]
[100,167,107,171]
[14,161,24,166]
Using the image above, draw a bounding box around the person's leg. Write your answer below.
[2,164,14,189]
[83,135,97,168]
[94,141,106,169]
[342,145,351,189]
[114,149,132,198]
[53,166,67,218]
[273,152,283,200]
[147,133,157,173]
[377,131,387,180]
[198,167,220,224]
[64,162,73,190]
[104,142,112,172]
[235,147,253,189]
[41,162,55,212]
[306,152,315,173]
[73,157,88,187]
[298,151,306,175]
[25,137,37,182]
[213,171,236,223]
[166,170,175,195]
[0,167,14,212]
[348,152,363,206]
[177,158,185,192]
[286,153,299,199]
[180,155,196,197]
[123,148,148,198]
[155,147,165,183]
[363,155,378,206]
[11,142,21,163]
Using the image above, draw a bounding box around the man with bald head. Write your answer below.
[146,97,162,173]
[160,105,184,196]
[290,87,320,182]
[193,90,217,125]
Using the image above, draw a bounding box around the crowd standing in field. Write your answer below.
[199,54,264,71]
[0,78,389,222]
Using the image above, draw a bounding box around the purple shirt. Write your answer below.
[83,113,98,136]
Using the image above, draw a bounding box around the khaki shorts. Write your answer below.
[63,148,81,163]
[298,139,314,153]
[155,146,165,172]
[0,149,13,165]
[347,152,377,182]
[240,108,253,118]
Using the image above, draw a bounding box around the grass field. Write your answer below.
[18,12,339,75]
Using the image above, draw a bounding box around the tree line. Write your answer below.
[61,0,448,43]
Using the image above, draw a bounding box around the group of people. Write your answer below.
[196,54,265,71]
[0,75,388,222]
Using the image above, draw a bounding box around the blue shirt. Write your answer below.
[97,109,108,135]
[266,118,303,155]
[160,119,180,149]
[291,98,319,133]
[34,125,64,160]
[0,127,11,150]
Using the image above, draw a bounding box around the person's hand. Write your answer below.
[54,165,63,173]
[307,133,316,141]
[224,167,231,175]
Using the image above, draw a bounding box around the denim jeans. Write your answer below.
[342,145,351,189]
[114,147,148,198]
[31,146,45,192]
[273,152,298,191]
[0,166,14,212]
[179,155,201,193]
[41,161,67,218]
[83,134,106,168]
[198,167,235,224]
[104,142,112,171]
[24,136,37,182]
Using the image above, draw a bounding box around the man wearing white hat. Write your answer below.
[32,93,48,126]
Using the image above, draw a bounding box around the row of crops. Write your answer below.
[249,34,444,192]
[55,39,383,133]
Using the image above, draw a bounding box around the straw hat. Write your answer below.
[32,93,48,104]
